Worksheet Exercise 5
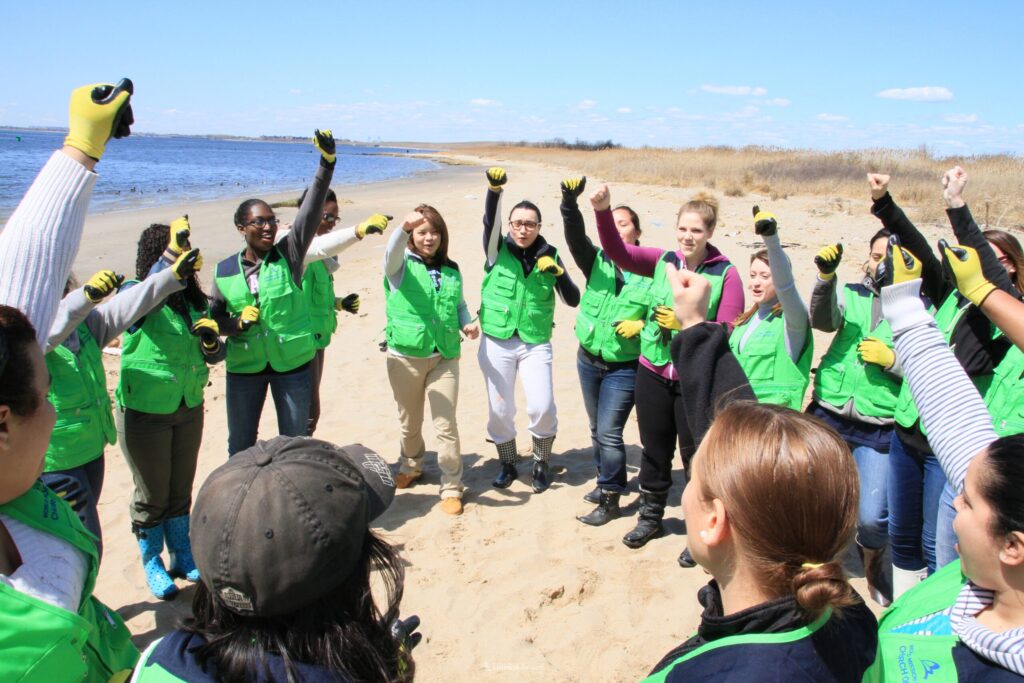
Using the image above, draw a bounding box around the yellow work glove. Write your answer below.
[653,305,683,331]
[536,255,564,277]
[857,337,896,369]
[753,209,778,237]
[356,213,392,239]
[83,270,124,303]
[814,243,844,280]
[939,239,997,307]
[612,319,644,338]
[486,167,507,191]
[64,78,134,160]
[171,249,202,280]
[335,293,360,313]
[190,318,220,350]
[560,176,587,204]
[167,215,192,255]
[883,235,922,285]
[238,305,260,331]
[313,128,336,166]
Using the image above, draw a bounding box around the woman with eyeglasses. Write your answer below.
[210,130,338,456]
[479,168,579,493]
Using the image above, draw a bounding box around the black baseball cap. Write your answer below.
[191,436,395,616]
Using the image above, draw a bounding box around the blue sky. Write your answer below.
[3,1,1021,154]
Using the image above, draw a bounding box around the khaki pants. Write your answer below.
[386,353,463,499]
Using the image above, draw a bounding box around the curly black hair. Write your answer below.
[136,224,209,315]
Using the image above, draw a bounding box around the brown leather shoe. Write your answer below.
[395,472,422,489]
[440,498,463,515]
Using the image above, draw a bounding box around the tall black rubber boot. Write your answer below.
[531,435,555,493]
[622,490,667,549]
[577,490,622,526]
[492,439,519,489]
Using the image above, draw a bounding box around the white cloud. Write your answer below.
[576,99,597,110]
[289,89,302,95]
[876,86,953,102]
[701,84,767,97]
[470,98,499,107]
[944,113,978,123]
[616,107,632,114]
[764,98,791,107]
[816,113,849,122]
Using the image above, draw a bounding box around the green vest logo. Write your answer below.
[897,644,942,682]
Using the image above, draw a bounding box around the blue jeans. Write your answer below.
[226,366,312,456]
[576,349,637,493]
[888,432,948,572]
[852,444,889,550]
[934,483,959,569]
[41,454,105,560]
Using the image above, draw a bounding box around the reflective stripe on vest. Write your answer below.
[479,242,558,344]
[384,257,463,359]
[729,312,813,410]
[116,298,210,414]
[302,260,337,350]
[575,250,652,363]
[641,252,732,368]
[44,323,116,472]
[214,249,316,374]
[813,284,901,418]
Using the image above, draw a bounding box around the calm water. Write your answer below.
[0,130,439,220]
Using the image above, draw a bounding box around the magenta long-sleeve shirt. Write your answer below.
[596,207,744,379]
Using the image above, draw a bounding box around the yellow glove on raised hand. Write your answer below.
[884,235,922,285]
[612,319,644,338]
[64,79,134,160]
[486,167,507,191]
[83,270,124,303]
[190,318,220,349]
[167,215,192,255]
[753,209,778,237]
[171,249,202,280]
[560,176,587,203]
[536,255,564,277]
[238,305,260,331]
[313,128,336,166]
[814,243,844,280]
[857,337,896,369]
[653,305,683,332]
[939,240,997,307]
[356,213,392,239]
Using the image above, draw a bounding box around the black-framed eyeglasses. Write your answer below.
[322,213,340,224]
[246,217,279,229]
[510,219,540,231]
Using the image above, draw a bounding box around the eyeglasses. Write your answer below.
[322,213,340,224]
[509,219,540,231]
[246,217,279,229]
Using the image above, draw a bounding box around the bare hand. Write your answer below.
[664,262,710,330]
[589,184,611,211]
[867,173,891,201]
[401,211,427,233]
[942,166,967,209]
[462,322,480,340]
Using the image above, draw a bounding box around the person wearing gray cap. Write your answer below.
[128,436,421,682]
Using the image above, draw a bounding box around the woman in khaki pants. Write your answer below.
[383,206,479,515]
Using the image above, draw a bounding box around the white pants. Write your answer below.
[478,334,557,444]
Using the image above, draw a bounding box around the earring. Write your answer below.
[698,530,708,540]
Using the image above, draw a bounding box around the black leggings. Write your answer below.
[634,364,694,494]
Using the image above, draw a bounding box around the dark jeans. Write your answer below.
[226,365,312,456]
[308,348,326,436]
[576,348,637,493]
[634,364,693,494]
[116,403,204,528]
[41,454,106,559]
[888,431,947,572]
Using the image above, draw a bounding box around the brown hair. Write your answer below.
[733,250,780,326]
[677,192,719,231]
[984,229,1024,293]
[695,402,858,620]
[408,203,454,268]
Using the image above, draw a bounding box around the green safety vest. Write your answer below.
[643,609,833,682]
[214,249,316,374]
[0,482,138,681]
[984,346,1024,437]
[43,324,116,473]
[116,296,210,415]
[730,311,814,410]
[813,284,901,418]
[863,559,967,682]
[384,257,463,359]
[302,260,337,350]
[575,250,652,363]
[479,242,559,344]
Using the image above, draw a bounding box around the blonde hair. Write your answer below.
[695,402,858,620]
[677,192,719,231]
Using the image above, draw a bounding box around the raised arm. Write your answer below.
[591,184,663,277]
[941,242,1024,351]
[809,244,844,332]
[278,130,337,283]
[559,177,598,278]
[384,212,424,290]
[482,167,506,266]
[757,212,809,362]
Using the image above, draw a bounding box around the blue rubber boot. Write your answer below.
[135,524,178,600]
[164,514,200,582]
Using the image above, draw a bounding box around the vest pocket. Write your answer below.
[387,318,428,350]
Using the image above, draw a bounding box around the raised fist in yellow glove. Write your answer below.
[356,213,392,239]
[753,208,778,237]
[612,319,644,339]
[486,167,507,191]
[83,270,124,303]
[167,215,192,255]
[560,176,587,203]
[882,235,921,286]
[238,305,260,331]
[939,239,996,306]
[858,337,896,369]
[64,79,134,161]
[814,243,844,280]
[536,255,564,277]
[171,249,202,280]
[313,129,336,166]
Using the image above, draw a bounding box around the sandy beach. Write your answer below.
[79,152,959,682]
